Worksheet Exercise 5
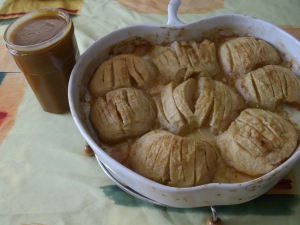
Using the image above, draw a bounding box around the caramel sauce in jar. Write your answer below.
[4,8,79,113]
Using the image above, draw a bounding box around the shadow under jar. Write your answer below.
[4,8,79,113]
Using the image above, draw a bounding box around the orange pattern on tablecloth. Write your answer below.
[0,39,21,73]
[280,26,300,41]
[0,73,26,144]
[117,0,224,14]
[0,0,84,19]
[0,36,26,144]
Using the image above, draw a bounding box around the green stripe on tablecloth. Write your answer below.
[0,72,6,85]
[101,185,300,216]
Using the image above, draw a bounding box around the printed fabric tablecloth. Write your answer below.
[0,0,300,224]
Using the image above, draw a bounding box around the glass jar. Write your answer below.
[4,8,80,113]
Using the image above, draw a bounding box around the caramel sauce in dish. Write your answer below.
[4,8,79,113]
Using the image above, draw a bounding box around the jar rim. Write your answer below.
[4,8,71,52]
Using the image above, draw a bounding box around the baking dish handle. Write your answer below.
[167,0,185,26]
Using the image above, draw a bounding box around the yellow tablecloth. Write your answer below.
[0,0,300,224]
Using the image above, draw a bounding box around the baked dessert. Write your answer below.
[155,81,190,135]
[130,130,217,187]
[150,39,220,83]
[88,54,158,97]
[218,37,281,76]
[90,87,156,143]
[87,36,299,187]
[155,77,245,135]
[236,65,300,110]
[216,108,298,176]
[194,77,245,134]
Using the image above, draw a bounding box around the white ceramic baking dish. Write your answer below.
[68,0,300,208]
